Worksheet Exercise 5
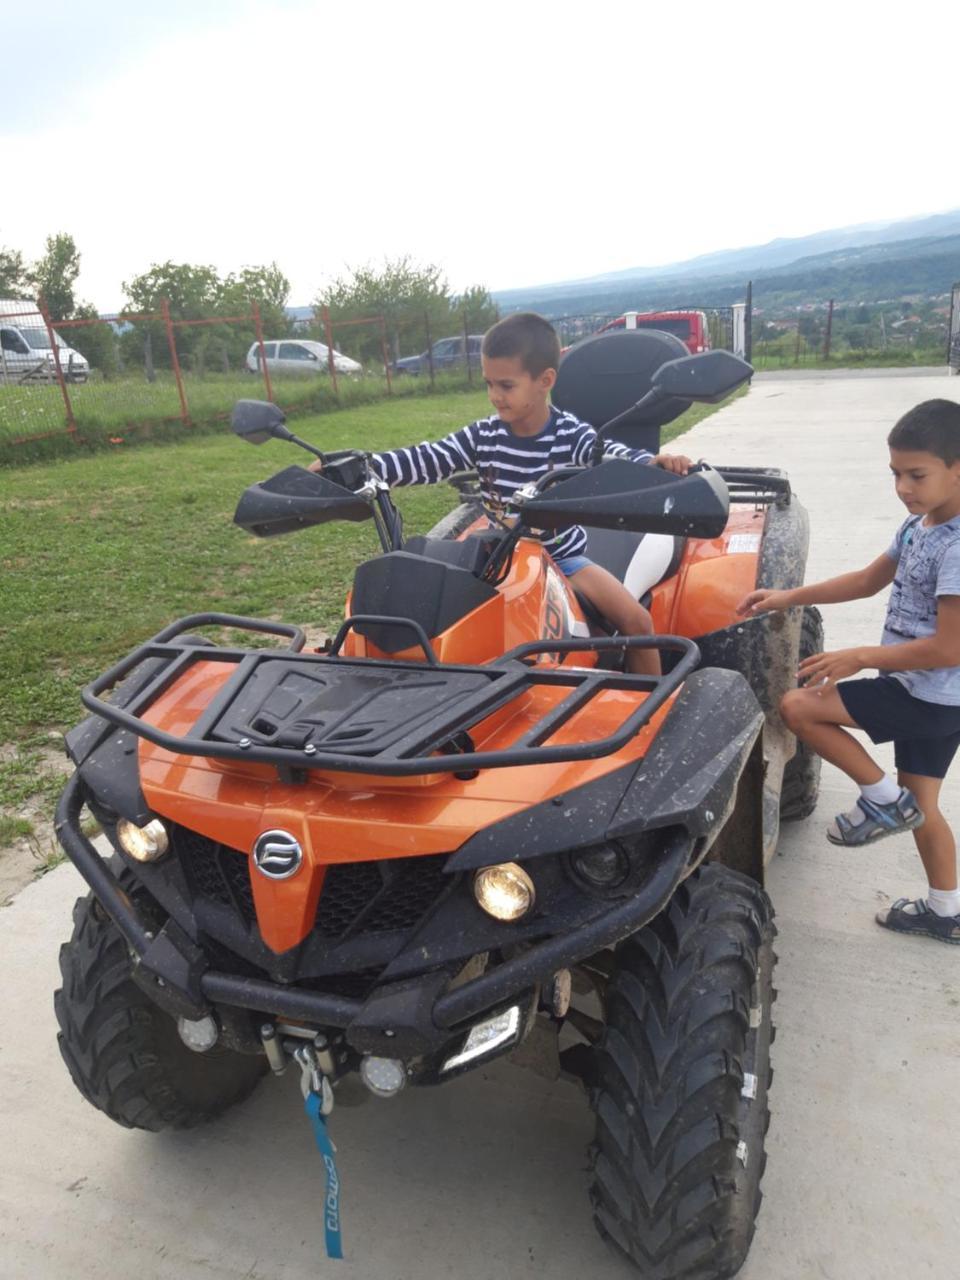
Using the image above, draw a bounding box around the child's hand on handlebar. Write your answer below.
[307,459,323,473]
[652,453,692,475]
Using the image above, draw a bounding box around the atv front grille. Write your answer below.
[170,825,452,943]
[316,854,452,940]
[173,826,256,925]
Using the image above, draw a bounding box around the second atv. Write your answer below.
[53,329,818,1280]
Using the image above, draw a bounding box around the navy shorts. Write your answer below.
[837,675,960,779]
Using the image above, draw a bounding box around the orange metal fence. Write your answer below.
[0,301,487,459]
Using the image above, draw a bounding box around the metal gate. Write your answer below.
[949,282,960,374]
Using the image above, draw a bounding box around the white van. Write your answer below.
[0,299,90,383]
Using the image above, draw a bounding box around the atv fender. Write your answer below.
[693,493,811,863]
[447,668,764,872]
[66,717,153,828]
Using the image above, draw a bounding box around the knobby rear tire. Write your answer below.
[55,874,266,1132]
[589,864,776,1280]
[780,606,824,822]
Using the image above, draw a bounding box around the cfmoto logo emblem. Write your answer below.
[253,830,303,880]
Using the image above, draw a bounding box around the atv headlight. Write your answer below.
[116,817,169,863]
[473,863,535,921]
[571,841,630,890]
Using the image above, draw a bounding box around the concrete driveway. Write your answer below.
[1,370,959,1280]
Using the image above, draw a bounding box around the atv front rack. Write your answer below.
[81,613,700,778]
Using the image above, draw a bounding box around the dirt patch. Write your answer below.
[0,628,330,908]
[0,741,70,908]
[0,837,57,907]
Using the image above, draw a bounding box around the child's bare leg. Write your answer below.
[567,565,660,676]
[898,772,957,891]
[780,687,885,784]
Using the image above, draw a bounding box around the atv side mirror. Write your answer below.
[650,351,753,404]
[590,349,754,464]
[231,399,294,445]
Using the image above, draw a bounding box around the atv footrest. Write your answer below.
[81,614,700,777]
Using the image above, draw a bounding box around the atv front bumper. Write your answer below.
[56,770,695,1058]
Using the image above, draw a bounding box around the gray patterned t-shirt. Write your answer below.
[883,513,960,704]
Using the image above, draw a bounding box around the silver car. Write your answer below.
[245,339,362,377]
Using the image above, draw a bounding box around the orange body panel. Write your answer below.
[137,510,763,955]
[649,507,765,638]
[139,661,674,953]
[341,537,588,668]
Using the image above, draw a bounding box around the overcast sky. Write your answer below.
[3,0,957,311]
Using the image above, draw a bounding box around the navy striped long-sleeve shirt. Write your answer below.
[370,408,653,561]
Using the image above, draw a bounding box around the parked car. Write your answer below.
[597,310,711,355]
[0,299,90,383]
[245,339,362,377]
[393,334,483,375]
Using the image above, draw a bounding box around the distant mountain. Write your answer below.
[286,305,314,325]
[494,209,960,312]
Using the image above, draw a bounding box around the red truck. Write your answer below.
[598,309,710,355]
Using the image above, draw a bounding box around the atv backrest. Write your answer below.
[553,328,692,452]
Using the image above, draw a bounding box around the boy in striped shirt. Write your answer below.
[330,313,691,674]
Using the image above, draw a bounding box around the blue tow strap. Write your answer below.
[304,1090,344,1260]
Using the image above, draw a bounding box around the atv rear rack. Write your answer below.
[81,613,700,778]
[713,466,791,506]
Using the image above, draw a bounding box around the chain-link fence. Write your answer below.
[0,301,281,451]
[0,301,491,464]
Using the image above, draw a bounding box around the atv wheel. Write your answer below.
[55,873,266,1131]
[590,864,776,1280]
[780,606,823,822]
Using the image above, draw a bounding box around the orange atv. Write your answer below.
[53,331,820,1279]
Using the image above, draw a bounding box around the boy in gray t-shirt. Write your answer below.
[738,399,960,944]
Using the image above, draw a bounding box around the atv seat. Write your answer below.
[583,527,685,601]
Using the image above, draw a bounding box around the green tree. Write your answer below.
[121,260,293,374]
[0,246,29,297]
[29,232,81,320]
[215,262,292,368]
[70,303,119,378]
[121,261,221,373]
[123,260,221,318]
[845,324,871,350]
[451,284,499,334]
[316,256,451,363]
[221,262,290,327]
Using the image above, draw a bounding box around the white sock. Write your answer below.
[840,775,901,828]
[927,887,960,918]
[860,775,901,806]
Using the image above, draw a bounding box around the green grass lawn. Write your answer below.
[0,386,734,820]
[0,370,484,465]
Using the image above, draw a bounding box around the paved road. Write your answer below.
[2,371,959,1280]
[755,364,949,380]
